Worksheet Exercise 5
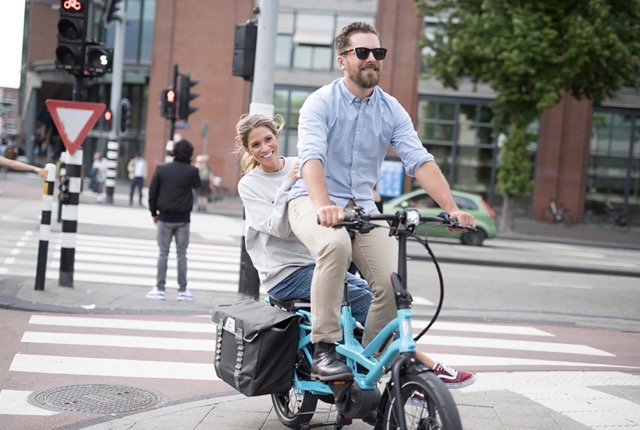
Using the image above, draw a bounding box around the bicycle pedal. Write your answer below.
[325,379,353,386]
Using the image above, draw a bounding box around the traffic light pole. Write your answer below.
[106,5,126,204]
[238,0,279,300]
[169,64,179,143]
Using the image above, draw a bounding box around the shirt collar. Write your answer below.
[338,78,377,105]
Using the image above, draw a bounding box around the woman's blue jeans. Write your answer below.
[268,264,372,326]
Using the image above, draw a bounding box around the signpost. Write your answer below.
[45,100,106,154]
[45,99,105,287]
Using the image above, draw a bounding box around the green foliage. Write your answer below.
[415,0,640,123]
[414,0,640,197]
[497,126,534,197]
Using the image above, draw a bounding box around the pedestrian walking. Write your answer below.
[147,139,201,301]
[127,152,147,206]
[91,152,108,203]
[194,155,213,212]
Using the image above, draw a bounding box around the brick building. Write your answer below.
[17,0,640,223]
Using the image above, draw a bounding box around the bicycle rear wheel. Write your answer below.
[382,372,462,430]
[271,350,318,429]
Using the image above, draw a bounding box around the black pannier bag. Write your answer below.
[212,299,301,397]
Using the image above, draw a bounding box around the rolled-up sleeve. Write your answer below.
[391,107,433,176]
[297,94,329,169]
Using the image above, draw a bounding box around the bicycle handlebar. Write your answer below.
[331,208,475,235]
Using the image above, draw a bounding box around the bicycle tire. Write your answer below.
[271,350,318,429]
[382,371,462,430]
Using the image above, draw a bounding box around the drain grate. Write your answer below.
[28,384,165,414]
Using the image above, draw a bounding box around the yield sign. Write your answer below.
[45,100,106,155]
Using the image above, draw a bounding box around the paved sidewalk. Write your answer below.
[2,171,640,430]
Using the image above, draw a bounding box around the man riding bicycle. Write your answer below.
[287,21,476,382]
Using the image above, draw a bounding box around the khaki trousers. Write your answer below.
[288,196,398,345]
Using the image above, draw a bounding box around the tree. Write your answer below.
[413,0,640,231]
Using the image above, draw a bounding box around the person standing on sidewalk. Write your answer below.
[127,152,147,206]
[147,139,201,301]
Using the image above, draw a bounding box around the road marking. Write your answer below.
[419,335,614,356]
[424,321,554,337]
[10,354,220,381]
[29,315,216,333]
[21,331,215,352]
[529,281,593,289]
[430,353,634,369]
[0,390,57,416]
[459,371,640,429]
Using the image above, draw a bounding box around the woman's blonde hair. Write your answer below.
[234,113,285,173]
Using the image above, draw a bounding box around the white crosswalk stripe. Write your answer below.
[1,229,242,292]
[5,314,640,428]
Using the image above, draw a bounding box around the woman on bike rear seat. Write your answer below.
[235,114,475,389]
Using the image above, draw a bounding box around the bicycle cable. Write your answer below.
[411,227,445,343]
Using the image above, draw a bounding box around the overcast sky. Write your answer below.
[0,1,26,89]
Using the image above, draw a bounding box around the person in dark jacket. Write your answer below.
[147,139,201,301]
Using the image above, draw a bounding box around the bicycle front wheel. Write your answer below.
[382,372,462,430]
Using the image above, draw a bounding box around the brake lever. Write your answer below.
[437,211,476,232]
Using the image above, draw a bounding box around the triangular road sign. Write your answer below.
[46,100,106,155]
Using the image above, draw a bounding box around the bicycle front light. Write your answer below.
[405,209,421,227]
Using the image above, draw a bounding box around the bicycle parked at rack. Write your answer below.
[598,201,631,231]
[543,199,572,227]
[268,207,469,430]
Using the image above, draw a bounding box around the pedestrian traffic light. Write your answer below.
[178,73,199,121]
[55,0,89,74]
[118,98,132,136]
[84,42,113,76]
[161,88,176,119]
[232,21,257,81]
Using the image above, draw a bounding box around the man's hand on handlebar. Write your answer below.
[316,205,344,227]
[448,210,476,232]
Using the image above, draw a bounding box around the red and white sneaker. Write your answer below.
[432,362,476,389]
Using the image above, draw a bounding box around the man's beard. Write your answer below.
[350,66,380,89]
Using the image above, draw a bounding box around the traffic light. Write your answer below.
[84,42,113,76]
[102,0,123,25]
[178,73,199,121]
[232,22,257,81]
[161,88,177,119]
[103,108,113,130]
[118,98,132,136]
[55,0,89,74]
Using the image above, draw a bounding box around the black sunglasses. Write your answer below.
[340,47,387,61]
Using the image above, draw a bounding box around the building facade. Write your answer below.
[18,0,640,223]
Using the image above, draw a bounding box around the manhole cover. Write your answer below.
[28,384,165,414]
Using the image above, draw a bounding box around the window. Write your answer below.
[273,87,315,156]
[587,110,639,215]
[417,96,499,199]
[275,12,374,71]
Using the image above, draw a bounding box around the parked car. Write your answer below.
[382,189,497,246]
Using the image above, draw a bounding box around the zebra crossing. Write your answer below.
[2,311,638,419]
[0,225,242,293]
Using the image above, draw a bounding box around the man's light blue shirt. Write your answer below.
[288,78,434,212]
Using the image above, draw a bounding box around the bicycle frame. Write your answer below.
[270,209,467,428]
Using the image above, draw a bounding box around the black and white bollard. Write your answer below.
[59,150,82,288]
[105,140,118,203]
[35,163,56,291]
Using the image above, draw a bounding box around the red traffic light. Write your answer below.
[61,0,84,12]
[104,109,112,121]
[166,89,176,103]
